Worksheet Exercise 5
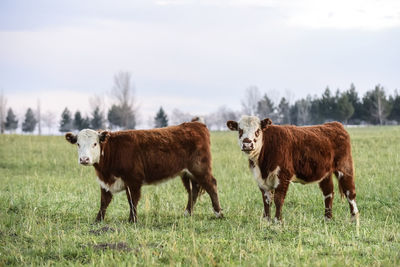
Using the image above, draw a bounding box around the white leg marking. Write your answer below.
[184,210,190,217]
[264,190,272,204]
[338,171,344,180]
[346,190,359,214]
[214,210,223,218]
[324,193,333,200]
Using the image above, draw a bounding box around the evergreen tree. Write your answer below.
[59,107,73,132]
[319,87,336,121]
[91,106,105,129]
[107,104,136,130]
[73,111,90,130]
[5,108,18,132]
[336,93,354,124]
[108,104,123,129]
[345,83,363,123]
[154,107,168,128]
[256,94,275,120]
[388,91,400,122]
[310,96,322,124]
[73,111,84,130]
[22,108,37,133]
[277,97,290,124]
[81,116,91,129]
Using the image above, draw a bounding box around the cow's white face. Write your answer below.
[227,116,272,158]
[65,129,110,166]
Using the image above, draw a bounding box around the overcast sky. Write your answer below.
[1,0,399,128]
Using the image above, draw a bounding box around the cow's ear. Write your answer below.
[227,120,238,131]
[260,118,272,130]
[99,131,110,143]
[65,132,77,144]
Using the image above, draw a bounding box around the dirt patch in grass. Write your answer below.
[89,226,116,235]
[92,242,131,252]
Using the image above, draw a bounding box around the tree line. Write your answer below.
[203,83,399,130]
[0,80,399,134]
[0,72,170,134]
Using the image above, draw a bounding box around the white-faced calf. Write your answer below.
[65,122,223,222]
[227,116,359,223]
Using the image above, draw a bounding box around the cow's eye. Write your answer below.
[93,143,97,147]
[77,143,80,147]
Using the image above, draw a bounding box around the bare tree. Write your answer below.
[0,90,7,134]
[89,94,106,115]
[372,85,389,125]
[241,86,261,116]
[296,97,312,125]
[109,71,137,129]
[170,108,193,125]
[205,106,238,130]
[42,110,56,134]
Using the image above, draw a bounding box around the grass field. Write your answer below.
[1,127,400,266]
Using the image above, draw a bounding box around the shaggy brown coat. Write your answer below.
[67,122,222,222]
[228,118,358,221]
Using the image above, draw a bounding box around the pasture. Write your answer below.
[0,127,399,266]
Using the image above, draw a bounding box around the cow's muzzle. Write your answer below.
[79,157,90,165]
[241,138,254,152]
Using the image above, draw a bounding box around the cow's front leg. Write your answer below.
[96,187,113,222]
[259,188,272,220]
[273,176,290,222]
[125,183,142,223]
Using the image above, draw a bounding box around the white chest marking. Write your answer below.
[97,177,126,194]
[252,164,280,191]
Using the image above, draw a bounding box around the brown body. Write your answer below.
[227,116,359,222]
[66,122,223,222]
[258,122,356,219]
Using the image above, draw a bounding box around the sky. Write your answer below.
[1,0,400,129]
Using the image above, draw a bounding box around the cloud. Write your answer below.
[287,0,400,30]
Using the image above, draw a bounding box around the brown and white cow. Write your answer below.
[65,122,223,222]
[227,116,359,223]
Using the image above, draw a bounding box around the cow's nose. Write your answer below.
[80,157,90,165]
[242,140,254,151]
[243,138,252,143]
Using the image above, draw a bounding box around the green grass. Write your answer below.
[1,127,400,266]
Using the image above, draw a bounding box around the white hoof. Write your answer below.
[183,210,191,217]
[273,217,282,224]
[214,211,224,218]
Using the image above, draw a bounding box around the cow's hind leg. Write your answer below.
[125,183,142,223]
[181,173,201,216]
[193,172,223,218]
[319,174,334,220]
[96,187,113,222]
[338,171,359,223]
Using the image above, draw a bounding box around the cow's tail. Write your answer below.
[334,171,345,200]
[196,180,206,197]
[182,172,205,197]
